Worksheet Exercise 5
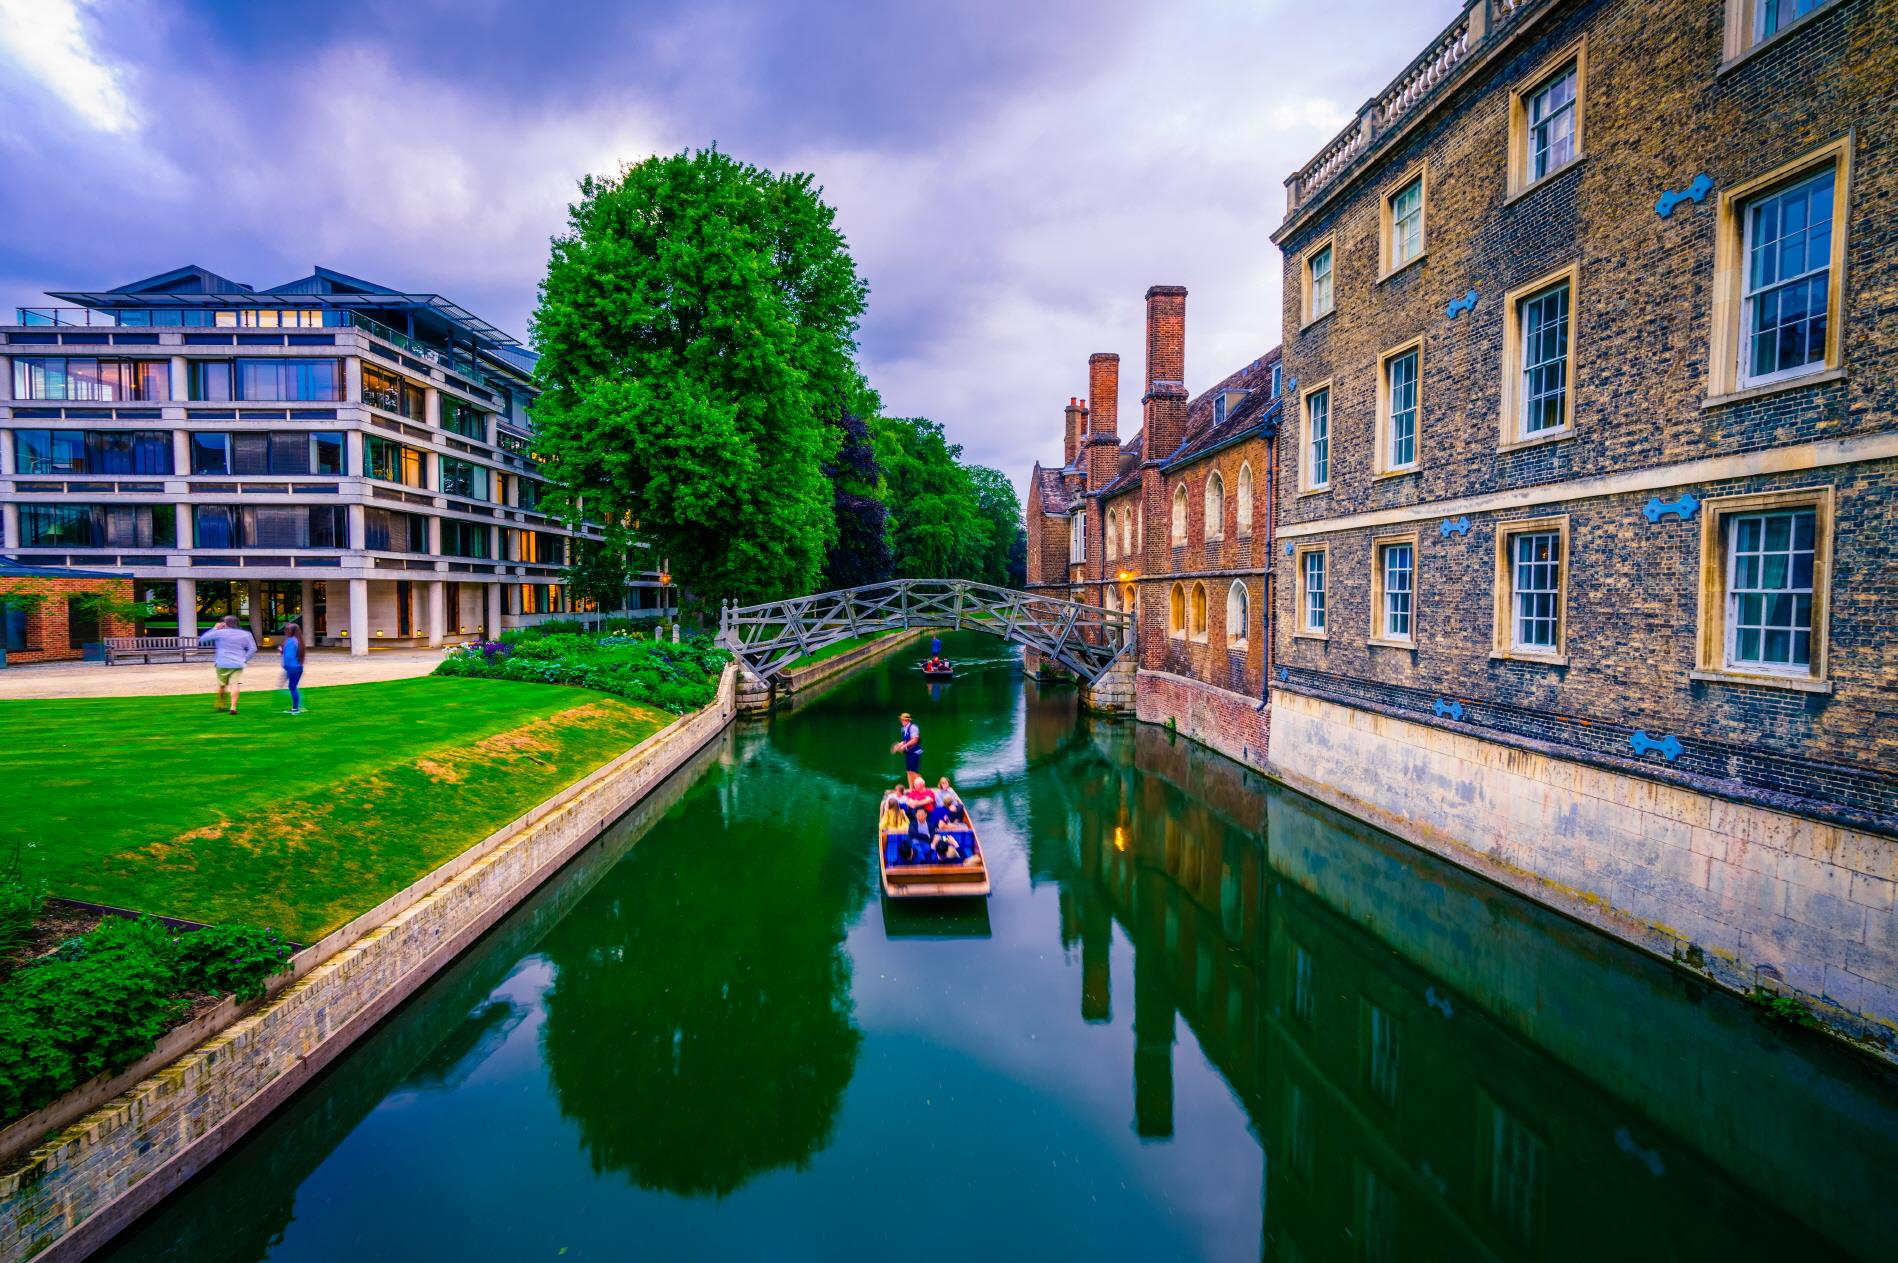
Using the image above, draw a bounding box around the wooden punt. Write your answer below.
[916,660,956,679]
[878,804,991,899]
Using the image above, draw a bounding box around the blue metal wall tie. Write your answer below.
[1285,541,1295,556]
[1439,515,1472,538]
[1276,666,1289,683]
[1655,173,1714,218]
[1445,289,1478,320]
[1432,698,1465,722]
[1630,731,1683,761]
[1643,492,1700,523]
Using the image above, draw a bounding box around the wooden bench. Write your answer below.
[102,636,216,665]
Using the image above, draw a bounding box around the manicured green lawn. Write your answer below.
[782,628,907,669]
[0,677,670,942]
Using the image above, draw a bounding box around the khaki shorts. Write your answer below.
[215,666,245,686]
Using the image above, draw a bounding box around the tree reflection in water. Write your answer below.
[536,762,871,1197]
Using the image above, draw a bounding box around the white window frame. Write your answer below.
[1737,168,1836,390]
[1723,508,1818,674]
[1376,340,1422,476]
[1371,537,1416,646]
[1500,265,1579,448]
[1295,545,1328,639]
[1301,383,1332,493]
[1303,238,1336,326]
[1492,516,1570,664]
[1226,580,1250,650]
[1380,168,1428,278]
[1069,509,1086,565]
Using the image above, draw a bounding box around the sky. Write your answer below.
[0,0,1453,500]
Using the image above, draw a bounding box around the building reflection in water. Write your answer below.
[1030,704,1897,1262]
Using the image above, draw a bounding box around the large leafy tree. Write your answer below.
[965,464,1023,588]
[868,416,990,581]
[530,149,868,605]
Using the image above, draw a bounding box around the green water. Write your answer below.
[102,633,1898,1261]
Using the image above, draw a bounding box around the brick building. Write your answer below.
[0,559,137,664]
[1268,0,1897,1034]
[1025,286,1281,760]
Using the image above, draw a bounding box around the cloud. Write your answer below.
[0,0,1455,504]
[0,0,135,132]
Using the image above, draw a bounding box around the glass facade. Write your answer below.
[440,520,492,559]
[362,365,426,419]
[189,431,342,477]
[364,436,428,487]
[439,457,489,501]
[440,397,487,440]
[364,507,430,553]
[188,359,342,401]
[13,429,171,475]
[193,505,347,549]
[19,503,175,548]
[12,358,169,401]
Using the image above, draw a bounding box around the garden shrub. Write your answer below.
[435,631,729,714]
[0,916,293,1121]
[0,843,42,957]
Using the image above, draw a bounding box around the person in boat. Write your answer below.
[892,711,923,774]
[930,635,942,659]
[935,778,967,824]
[902,807,936,864]
[880,787,911,834]
[931,826,963,862]
[903,771,937,811]
[925,655,948,672]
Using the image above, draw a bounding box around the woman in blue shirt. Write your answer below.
[281,622,307,715]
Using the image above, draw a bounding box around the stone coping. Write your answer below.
[0,665,738,1262]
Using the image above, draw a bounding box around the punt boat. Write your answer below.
[917,660,956,679]
[878,802,991,899]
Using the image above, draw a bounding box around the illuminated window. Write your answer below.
[1189,582,1208,642]
[1168,582,1186,639]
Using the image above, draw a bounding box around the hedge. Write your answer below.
[0,917,292,1122]
[433,631,729,714]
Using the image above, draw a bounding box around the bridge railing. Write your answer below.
[718,579,1133,683]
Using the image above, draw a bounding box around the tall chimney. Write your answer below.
[1063,397,1087,467]
[1088,353,1120,438]
[1143,286,1188,460]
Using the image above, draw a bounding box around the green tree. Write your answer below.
[966,464,1023,587]
[821,406,892,590]
[868,416,990,580]
[530,148,869,605]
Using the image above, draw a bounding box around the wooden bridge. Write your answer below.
[717,579,1134,684]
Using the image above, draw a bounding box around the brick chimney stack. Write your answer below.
[1063,397,1088,467]
[1088,353,1120,439]
[1142,286,1188,461]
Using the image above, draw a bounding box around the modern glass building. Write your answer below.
[0,265,659,652]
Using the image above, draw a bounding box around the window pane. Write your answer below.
[1381,543,1413,639]
[1387,351,1418,467]
[1726,509,1816,670]
[1512,531,1561,649]
[1519,284,1570,434]
[1742,170,1834,384]
[1390,179,1423,267]
[191,433,231,475]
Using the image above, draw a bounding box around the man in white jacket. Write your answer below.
[197,614,259,715]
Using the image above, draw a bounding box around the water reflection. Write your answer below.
[98,634,1898,1262]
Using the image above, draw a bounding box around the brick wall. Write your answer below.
[0,577,137,664]
[1135,668,1272,772]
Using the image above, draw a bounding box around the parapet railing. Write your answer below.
[1283,0,1547,223]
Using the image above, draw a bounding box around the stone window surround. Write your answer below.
[1237,461,1255,536]
[1692,485,1835,693]
[1505,35,1588,202]
[1298,378,1334,495]
[1706,136,1852,405]
[1189,580,1210,643]
[1301,234,1337,329]
[1375,336,1424,479]
[1294,542,1329,640]
[1498,262,1581,451]
[1171,484,1189,545]
[1168,580,1187,640]
[1204,469,1226,541]
[1368,530,1420,649]
[1378,161,1429,283]
[1490,513,1572,666]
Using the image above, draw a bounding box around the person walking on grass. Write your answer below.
[197,614,257,715]
[281,621,308,715]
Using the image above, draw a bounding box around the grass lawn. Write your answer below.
[0,677,671,943]
[781,628,911,669]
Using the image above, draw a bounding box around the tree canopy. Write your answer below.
[531,148,868,605]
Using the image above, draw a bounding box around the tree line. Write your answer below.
[530,148,1024,612]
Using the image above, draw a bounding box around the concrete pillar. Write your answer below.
[246,580,265,637]
[176,578,198,640]
[1,504,17,549]
[426,580,445,647]
[169,356,188,402]
[347,578,369,656]
[424,386,440,430]
[0,352,12,401]
[0,430,14,477]
[347,503,367,552]
[427,515,442,556]
[171,429,191,477]
[345,429,365,477]
[345,357,363,404]
[299,579,317,629]
[485,583,502,640]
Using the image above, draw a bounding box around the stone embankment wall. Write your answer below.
[1268,687,1898,1052]
[1132,668,1270,771]
[0,667,739,1263]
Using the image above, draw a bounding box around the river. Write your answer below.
[101,632,1898,1262]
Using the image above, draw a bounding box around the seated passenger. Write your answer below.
[899,808,933,864]
[880,787,910,834]
[934,779,967,823]
[903,772,937,812]
[931,829,963,862]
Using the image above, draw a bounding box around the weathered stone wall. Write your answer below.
[0,667,739,1262]
[1267,686,1898,1049]
[1135,668,1271,772]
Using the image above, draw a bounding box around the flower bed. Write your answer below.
[434,628,729,714]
